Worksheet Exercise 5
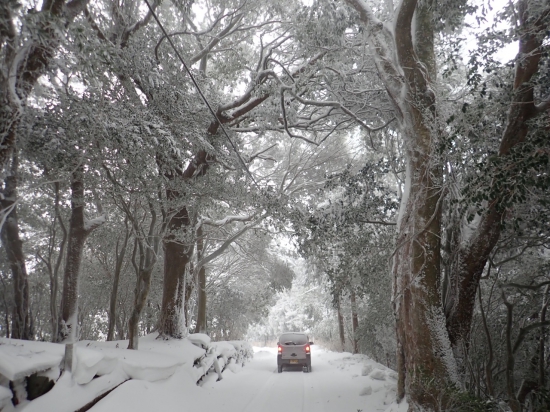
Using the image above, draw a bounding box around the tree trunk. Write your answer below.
[127,266,154,349]
[195,265,207,333]
[49,182,66,342]
[58,165,103,343]
[158,206,192,339]
[336,294,345,351]
[350,289,359,354]
[502,292,521,412]
[1,0,88,342]
[183,270,195,328]
[539,285,549,388]
[127,238,158,349]
[392,126,456,409]
[0,278,10,338]
[0,153,30,340]
[35,181,67,342]
[157,150,210,338]
[195,225,207,334]
[344,2,549,408]
[447,0,549,351]
[107,226,130,341]
[126,201,161,349]
[116,313,125,340]
[58,166,87,343]
[393,2,461,405]
[346,0,459,408]
[107,267,122,342]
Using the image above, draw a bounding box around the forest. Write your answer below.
[0,0,549,410]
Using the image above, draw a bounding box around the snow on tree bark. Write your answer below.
[0,0,89,175]
[336,293,346,351]
[346,0,459,408]
[0,152,30,340]
[350,289,359,354]
[127,204,162,350]
[157,150,212,339]
[58,165,104,343]
[195,224,207,334]
[107,226,130,342]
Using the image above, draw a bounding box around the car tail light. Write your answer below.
[305,344,310,353]
[278,345,282,354]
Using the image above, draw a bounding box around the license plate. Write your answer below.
[290,360,298,364]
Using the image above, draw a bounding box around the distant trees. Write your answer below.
[291,157,398,356]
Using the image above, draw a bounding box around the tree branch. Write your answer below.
[513,321,550,355]
[189,13,244,65]
[356,219,397,226]
[198,214,268,267]
[344,0,403,101]
[121,0,160,47]
[201,214,257,227]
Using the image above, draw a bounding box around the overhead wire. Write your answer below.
[143,0,259,188]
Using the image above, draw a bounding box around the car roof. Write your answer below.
[279,332,309,340]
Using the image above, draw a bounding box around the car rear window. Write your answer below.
[279,333,308,345]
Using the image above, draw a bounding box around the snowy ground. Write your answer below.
[0,336,407,412]
[88,346,406,412]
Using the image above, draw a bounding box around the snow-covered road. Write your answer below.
[89,346,402,412]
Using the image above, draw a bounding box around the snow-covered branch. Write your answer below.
[189,13,245,65]
[122,0,160,46]
[345,0,404,105]
[197,214,268,268]
[84,215,106,233]
[394,0,417,72]
[201,214,257,227]
[356,219,397,226]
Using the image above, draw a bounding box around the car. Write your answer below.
[277,332,313,373]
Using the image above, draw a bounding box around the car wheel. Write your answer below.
[278,365,283,373]
[307,362,312,372]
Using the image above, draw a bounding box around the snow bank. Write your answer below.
[73,346,117,385]
[0,385,12,409]
[0,334,253,411]
[384,400,410,412]
[187,333,211,349]
[23,368,128,412]
[0,339,64,381]
[370,369,387,380]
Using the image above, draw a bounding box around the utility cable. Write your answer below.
[143,0,259,188]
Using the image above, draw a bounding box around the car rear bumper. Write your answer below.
[278,354,311,366]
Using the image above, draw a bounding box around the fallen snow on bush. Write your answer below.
[0,334,252,412]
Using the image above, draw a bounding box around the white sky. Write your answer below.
[463,0,519,64]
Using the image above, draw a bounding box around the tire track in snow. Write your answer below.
[239,367,278,412]
[241,364,309,412]
[234,348,395,412]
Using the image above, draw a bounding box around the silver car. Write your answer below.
[277,332,313,373]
